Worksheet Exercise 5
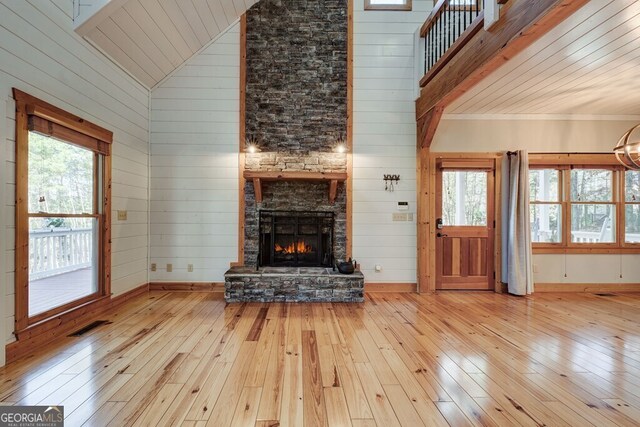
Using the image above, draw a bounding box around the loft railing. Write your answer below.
[29,228,93,280]
[418,0,489,88]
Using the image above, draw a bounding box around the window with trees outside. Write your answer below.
[442,170,487,226]
[13,89,112,335]
[364,0,412,11]
[529,156,640,252]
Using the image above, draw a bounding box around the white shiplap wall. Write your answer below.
[0,0,150,351]
[353,0,432,283]
[432,117,640,285]
[149,23,239,283]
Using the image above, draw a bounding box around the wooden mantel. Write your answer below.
[243,171,348,204]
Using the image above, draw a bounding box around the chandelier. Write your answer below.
[614,124,640,170]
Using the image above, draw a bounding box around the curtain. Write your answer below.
[503,151,534,295]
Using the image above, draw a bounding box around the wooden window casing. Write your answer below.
[529,154,640,254]
[13,89,112,336]
[364,0,412,11]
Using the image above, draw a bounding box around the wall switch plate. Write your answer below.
[166,263,173,273]
[407,213,414,221]
[117,210,127,221]
[150,263,156,272]
[533,264,539,273]
[187,264,194,272]
[392,213,407,221]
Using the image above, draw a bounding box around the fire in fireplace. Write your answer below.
[259,210,334,267]
[275,240,313,255]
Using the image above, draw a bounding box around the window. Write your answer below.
[570,169,615,244]
[625,171,640,243]
[13,89,112,335]
[442,170,487,226]
[28,133,99,316]
[364,0,412,11]
[529,169,562,243]
[450,0,480,10]
[528,155,640,252]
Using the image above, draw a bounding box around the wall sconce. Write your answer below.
[245,137,260,153]
[334,136,347,153]
[384,174,400,192]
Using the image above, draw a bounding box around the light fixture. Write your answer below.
[614,124,640,170]
[245,137,260,154]
[334,136,347,153]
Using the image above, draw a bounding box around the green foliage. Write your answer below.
[28,132,94,229]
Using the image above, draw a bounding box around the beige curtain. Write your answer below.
[505,151,534,295]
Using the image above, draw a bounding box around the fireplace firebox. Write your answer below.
[258,210,334,267]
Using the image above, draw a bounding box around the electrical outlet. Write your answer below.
[166,263,173,273]
[188,264,194,272]
[392,213,407,221]
[150,263,156,272]
[533,264,539,273]
[117,210,127,221]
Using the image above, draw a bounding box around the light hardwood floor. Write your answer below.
[1,291,640,426]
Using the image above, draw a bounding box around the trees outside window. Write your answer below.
[528,158,639,251]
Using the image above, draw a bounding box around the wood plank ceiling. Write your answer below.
[447,0,640,116]
[84,0,257,88]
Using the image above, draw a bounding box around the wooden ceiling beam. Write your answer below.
[416,0,590,120]
[418,105,444,149]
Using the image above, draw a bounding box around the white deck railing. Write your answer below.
[29,228,92,280]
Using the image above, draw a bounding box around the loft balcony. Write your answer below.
[415,0,589,148]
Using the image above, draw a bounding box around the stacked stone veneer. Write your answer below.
[225,267,364,303]
[245,0,348,152]
[243,0,348,267]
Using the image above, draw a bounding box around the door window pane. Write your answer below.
[570,169,613,202]
[28,131,94,214]
[442,171,487,226]
[529,169,559,202]
[28,217,98,316]
[530,204,561,243]
[571,204,615,243]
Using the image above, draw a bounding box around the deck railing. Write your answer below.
[29,228,93,280]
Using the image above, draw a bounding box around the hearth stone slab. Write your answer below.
[224,267,364,303]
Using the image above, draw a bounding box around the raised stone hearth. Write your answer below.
[225,266,364,303]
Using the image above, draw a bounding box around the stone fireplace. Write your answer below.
[224,0,364,303]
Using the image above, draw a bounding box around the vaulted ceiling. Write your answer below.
[447,0,640,117]
[75,0,257,88]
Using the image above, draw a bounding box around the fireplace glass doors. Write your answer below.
[259,211,334,267]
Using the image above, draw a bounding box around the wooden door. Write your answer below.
[436,161,495,290]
